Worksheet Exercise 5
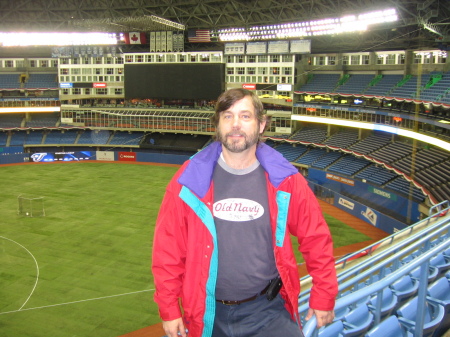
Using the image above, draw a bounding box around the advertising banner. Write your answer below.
[118,152,136,162]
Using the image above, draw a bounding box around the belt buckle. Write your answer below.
[222,300,236,305]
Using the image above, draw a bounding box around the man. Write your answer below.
[152,88,338,337]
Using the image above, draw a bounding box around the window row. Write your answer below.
[225,54,294,64]
[226,75,292,84]
[124,53,223,63]
[60,67,123,75]
[227,66,293,75]
[59,75,124,82]
[60,88,123,95]
[0,59,58,68]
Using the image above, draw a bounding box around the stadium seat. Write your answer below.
[365,315,413,337]
[396,297,445,337]
[390,274,419,309]
[368,287,398,319]
[318,319,344,337]
[341,304,374,337]
[429,253,450,279]
[427,276,450,336]
[410,265,439,284]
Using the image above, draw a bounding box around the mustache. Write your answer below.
[226,131,246,137]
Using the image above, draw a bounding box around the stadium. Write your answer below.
[0,0,449,336]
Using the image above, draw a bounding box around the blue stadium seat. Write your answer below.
[390,275,419,309]
[318,319,344,337]
[410,265,439,284]
[365,315,413,337]
[368,287,398,319]
[429,253,450,279]
[341,304,373,337]
[427,276,450,336]
[396,297,445,337]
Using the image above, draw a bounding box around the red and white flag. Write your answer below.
[124,32,147,44]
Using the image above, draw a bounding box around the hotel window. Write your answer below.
[227,67,235,75]
[317,56,325,65]
[247,55,256,63]
[83,57,91,64]
[270,55,279,62]
[116,57,124,64]
[96,88,107,95]
[136,55,143,62]
[398,54,405,64]
[237,55,245,63]
[60,68,69,75]
[105,57,113,64]
[73,88,81,95]
[166,54,176,62]
[106,68,114,75]
[115,88,123,95]
[95,57,103,64]
[226,55,234,63]
[82,68,92,75]
[258,55,268,62]
[247,67,256,75]
[351,55,360,65]
[258,67,267,75]
[328,56,336,65]
[237,67,245,75]
[272,67,280,75]
[282,55,292,62]
[386,54,396,64]
[282,67,291,75]
[362,55,370,65]
[342,56,349,65]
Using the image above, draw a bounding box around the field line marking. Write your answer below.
[0,235,39,311]
[0,288,155,315]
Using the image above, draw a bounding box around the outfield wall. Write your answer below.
[308,168,420,225]
[1,149,410,234]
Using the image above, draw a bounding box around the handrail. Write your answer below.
[299,214,450,309]
[302,237,450,337]
[298,201,450,300]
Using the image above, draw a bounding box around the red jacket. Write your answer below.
[152,142,337,337]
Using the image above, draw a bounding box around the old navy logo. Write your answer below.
[213,198,264,222]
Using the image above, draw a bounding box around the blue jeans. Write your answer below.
[212,293,304,337]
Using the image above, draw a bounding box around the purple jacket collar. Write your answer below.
[178,141,298,198]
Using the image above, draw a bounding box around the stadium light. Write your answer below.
[0,32,118,47]
[216,8,398,41]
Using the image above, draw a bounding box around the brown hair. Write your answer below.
[211,88,270,141]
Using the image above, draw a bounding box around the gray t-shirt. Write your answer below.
[213,155,278,301]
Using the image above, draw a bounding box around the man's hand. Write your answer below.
[162,317,187,337]
[305,308,335,328]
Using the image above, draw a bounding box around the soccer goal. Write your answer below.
[17,195,45,217]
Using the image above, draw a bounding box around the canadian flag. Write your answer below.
[124,32,147,44]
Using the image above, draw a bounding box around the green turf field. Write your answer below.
[0,162,370,336]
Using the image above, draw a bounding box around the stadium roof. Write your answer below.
[0,0,448,53]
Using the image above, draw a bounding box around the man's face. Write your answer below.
[216,96,266,153]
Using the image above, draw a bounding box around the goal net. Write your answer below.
[17,195,45,217]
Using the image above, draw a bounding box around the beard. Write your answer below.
[217,127,260,153]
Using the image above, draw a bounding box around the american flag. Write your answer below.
[188,29,212,43]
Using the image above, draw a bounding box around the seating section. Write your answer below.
[297,73,341,93]
[109,131,144,146]
[77,130,111,145]
[363,75,404,97]
[0,74,20,89]
[25,113,59,128]
[24,74,58,89]
[335,74,375,95]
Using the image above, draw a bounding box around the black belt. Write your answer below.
[216,282,271,306]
